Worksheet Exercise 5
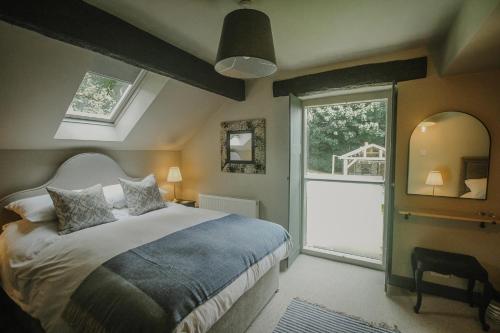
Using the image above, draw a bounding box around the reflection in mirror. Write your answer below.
[227,131,254,162]
[408,111,490,199]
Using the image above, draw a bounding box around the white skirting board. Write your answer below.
[199,194,259,218]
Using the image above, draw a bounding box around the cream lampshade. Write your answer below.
[167,167,182,182]
[425,170,443,196]
[167,167,182,201]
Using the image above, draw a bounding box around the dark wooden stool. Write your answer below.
[411,247,492,331]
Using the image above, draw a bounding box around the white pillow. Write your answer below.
[102,184,127,209]
[5,194,57,223]
[159,187,168,198]
[464,178,487,199]
[102,184,168,209]
[460,192,478,199]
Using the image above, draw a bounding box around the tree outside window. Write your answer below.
[306,100,387,174]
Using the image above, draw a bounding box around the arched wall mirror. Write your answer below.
[407,111,490,199]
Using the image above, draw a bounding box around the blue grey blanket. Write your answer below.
[62,214,290,333]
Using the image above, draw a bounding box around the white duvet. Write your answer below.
[0,204,291,332]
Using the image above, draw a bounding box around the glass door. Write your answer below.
[302,89,392,269]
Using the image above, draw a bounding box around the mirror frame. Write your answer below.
[406,111,492,200]
[226,130,256,164]
[220,118,266,174]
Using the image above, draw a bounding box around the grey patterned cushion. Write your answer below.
[119,175,166,216]
[47,184,117,235]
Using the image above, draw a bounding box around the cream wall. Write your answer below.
[394,67,500,287]
[0,149,181,201]
[181,80,290,229]
[181,49,500,287]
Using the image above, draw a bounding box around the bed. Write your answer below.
[0,153,292,333]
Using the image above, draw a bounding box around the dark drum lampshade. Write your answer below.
[215,9,277,79]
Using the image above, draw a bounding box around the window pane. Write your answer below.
[305,180,384,260]
[67,72,130,119]
[306,99,387,180]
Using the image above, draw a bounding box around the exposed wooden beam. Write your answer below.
[273,57,427,97]
[0,0,245,101]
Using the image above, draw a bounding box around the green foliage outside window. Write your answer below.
[70,72,129,116]
[306,100,387,174]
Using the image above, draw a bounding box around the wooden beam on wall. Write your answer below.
[0,0,245,101]
[273,57,427,97]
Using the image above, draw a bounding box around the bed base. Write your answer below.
[0,263,279,333]
[209,263,279,333]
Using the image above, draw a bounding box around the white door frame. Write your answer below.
[299,85,394,271]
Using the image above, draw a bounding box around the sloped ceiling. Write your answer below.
[436,0,500,75]
[2,1,500,152]
[0,22,229,150]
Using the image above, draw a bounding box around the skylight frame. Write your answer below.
[64,70,146,125]
[54,71,169,142]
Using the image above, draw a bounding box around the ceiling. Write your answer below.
[2,1,500,152]
[85,0,465,72]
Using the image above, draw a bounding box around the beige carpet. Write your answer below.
[247,255,499,333]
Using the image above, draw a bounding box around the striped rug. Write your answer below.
[273,298,400,333]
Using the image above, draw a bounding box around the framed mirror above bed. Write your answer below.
[407,111,490,199]
[221,119,266,174]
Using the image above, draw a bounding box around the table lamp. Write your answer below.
[425,170,443,196]
[167,166,182,202]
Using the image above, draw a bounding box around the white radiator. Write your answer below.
[198,194,259,218]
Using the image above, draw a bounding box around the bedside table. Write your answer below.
[174,199,196,208]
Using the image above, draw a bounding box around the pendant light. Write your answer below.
[215,1,277,79]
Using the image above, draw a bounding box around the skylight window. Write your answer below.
[65,71,132,122]
[55,55,168,142]
[64,56,144,124]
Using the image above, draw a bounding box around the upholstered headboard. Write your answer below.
[0,153,135,224]
[458,157,489,196]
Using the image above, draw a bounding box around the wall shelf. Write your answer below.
[398,209,497,228]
